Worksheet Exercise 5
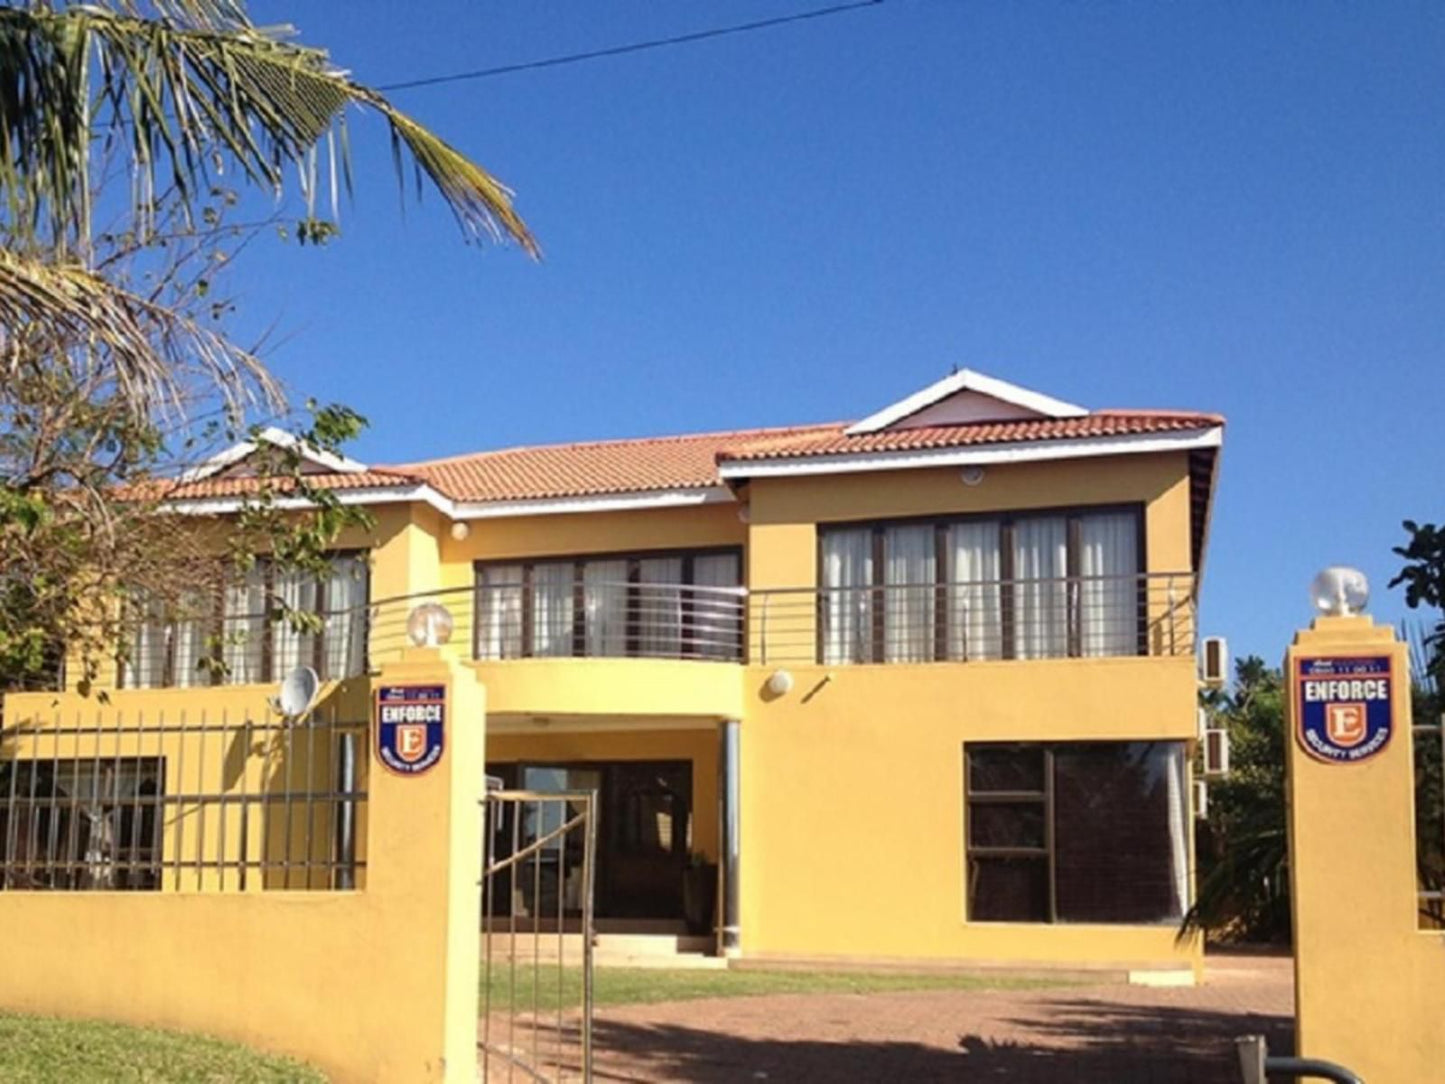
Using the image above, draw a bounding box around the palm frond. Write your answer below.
[0,246,281,420]
[0,6,537,253]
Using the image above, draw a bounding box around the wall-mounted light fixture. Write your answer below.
[449,521,471,542]
[766,669,794,697]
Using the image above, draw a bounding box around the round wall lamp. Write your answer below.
[960,466,986,487]
[765,669,794,697]
[449,521,471,542]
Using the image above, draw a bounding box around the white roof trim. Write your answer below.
[178,426,369,482]
[718,426,1222,480]
[158,483,736,520]
[452,487,735,520]
[845,369,1088,435]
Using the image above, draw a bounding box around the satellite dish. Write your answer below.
[277,665,320,721]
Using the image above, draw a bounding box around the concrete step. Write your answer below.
[483,931,716,964]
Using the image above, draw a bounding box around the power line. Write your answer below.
[376,0,885,92]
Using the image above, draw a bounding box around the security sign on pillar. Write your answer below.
[1282,565,1437,1083]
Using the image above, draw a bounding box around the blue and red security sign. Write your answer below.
[1295,656,1394,764]
[376,684,446,776]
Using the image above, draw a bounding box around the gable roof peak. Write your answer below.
[177,426,370,483]
[844,368,1088,436]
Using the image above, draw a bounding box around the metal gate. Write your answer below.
[479,789,597,1083]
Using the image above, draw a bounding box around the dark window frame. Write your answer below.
[473,546,744,662]
[117,551,369,689]
[817,503,1148,664]
[964,740,1186,926]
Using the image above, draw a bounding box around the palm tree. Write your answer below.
[0,0,536,420]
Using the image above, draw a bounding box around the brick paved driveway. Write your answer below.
[584,955,1292,1083]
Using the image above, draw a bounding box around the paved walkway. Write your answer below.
[583,955,1293,1083]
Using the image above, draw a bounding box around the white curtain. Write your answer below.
[1163,742,1190,920]
[171,590,208,688]
[223,566,266,683]
[531,563,575,657]
[1013,516,1068,659]
[1078,512,1139,657]
[883,525,934,662]
[583,559,627,656]
[821,529,873,664]
[477,564,523,659]
[323,556,368,677]
[693,553,742,660]
[948,522,1002,661]
[272,567,317,674]
[638,556,684,657]
[127,594,167,688]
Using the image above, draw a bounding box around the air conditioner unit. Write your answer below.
[1193,778,1209,820]
[1200,636,1228,688]
[1203,727,1230,778]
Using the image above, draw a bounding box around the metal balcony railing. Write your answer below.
[88,572,1195,689]
[750,572,1196,666]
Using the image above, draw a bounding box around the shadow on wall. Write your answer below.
[499,1000,1294,1084]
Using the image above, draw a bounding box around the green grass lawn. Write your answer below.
[0,1013,326,1084]
[481,964,1067,1015]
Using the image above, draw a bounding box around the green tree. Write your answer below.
[0,0,536,693]
[1393,520,1445,693]
[1183,657,1291,943]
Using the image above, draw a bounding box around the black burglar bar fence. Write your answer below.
[0,708,367,892]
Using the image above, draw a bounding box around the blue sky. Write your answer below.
[233,1,1445,665]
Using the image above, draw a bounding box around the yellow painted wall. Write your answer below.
[728,453,1202,970]
[474,658,742,720]
[736,656,1199,968]
[488,727,721,863]
[0,652,486,1083]
[1285,617,1443,1080]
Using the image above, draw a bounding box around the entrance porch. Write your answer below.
[483,718,739,954]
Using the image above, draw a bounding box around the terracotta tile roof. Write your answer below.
[148,410,1224,506]
[716,411,1225,463]
[138,468,421,502]
[392,425,840,502]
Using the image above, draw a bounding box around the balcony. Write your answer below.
[94,572,1195,693]
[749,572,1196,666]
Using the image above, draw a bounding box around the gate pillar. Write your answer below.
[1284,598,1441,1080]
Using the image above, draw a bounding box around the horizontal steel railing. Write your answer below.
[117,607,368,690]
[67,572,1194,689]
[751,571,1196,665]
[367,581,748,665]
[0,708,366,892]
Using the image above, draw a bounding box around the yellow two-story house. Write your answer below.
[14,369,1223,976]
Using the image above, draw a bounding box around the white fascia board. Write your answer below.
[177,426,369,482]
[718,426,1223,481]
[845,368,1088,435]
[451,486,735,520]
[159,484,452,517]
[157,484,736,520]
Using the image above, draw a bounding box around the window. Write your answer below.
[820,507,1142,664]
[0,758,164,891]
[121,553,368,688]
[475,550,743,662]
[965,742,1189,924]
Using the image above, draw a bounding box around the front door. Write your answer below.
[490,760,692,921]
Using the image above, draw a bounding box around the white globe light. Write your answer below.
[766,669,794,696]
[1309,566,1369,617]
[406,601,454,647]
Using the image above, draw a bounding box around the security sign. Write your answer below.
[1296,656,1393,764]
[376,684,445,776]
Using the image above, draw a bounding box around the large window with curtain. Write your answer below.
[121,553,369,688]
[965,741,1190,925]
[475,549,743,662]
[818,506,1143,664]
